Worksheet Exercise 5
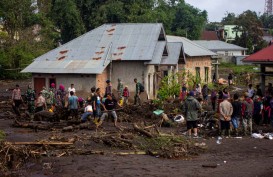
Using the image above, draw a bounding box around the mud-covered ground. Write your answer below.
[1,119,273,177]
[1,80,273,177]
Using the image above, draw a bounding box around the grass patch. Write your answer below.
[0,130,6,142]
[219,63,258,74]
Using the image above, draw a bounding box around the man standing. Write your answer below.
[92,88,102,121]
[231,93,241,136]
[12,84,23,117]
[97,94,120,127]
[68,91,78,119]
[219,94,233,137]
[228,73,233,86]
[182,91,201,138]
[68,84,76,97]
[105,80,112,97]
[134,78,142,105]
[242,92,254,135]
[35,92,46,113]
[25,85,36,114]
[247,84,255,99]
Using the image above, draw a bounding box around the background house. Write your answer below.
[243,44,273,93]
[167,35,216,84]
[194,40,247,63]
[22,23,184,100]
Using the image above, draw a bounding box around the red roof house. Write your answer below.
[243,44,273,63]
[243,44,273,94]
[200,31,219,40]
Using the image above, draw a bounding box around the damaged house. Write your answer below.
[22,23,185,100]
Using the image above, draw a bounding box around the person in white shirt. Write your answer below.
[81,102,93,122]
[247,84,255,98]
[68,84,76,97]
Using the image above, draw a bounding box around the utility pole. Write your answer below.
[265,0,273,16]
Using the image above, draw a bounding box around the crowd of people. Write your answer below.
[181,82,273,138]
[11,78,144,128]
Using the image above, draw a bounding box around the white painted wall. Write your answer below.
[32,73,96,98]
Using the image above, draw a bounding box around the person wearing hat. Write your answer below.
[242,92,254,135]
[182,91,201,138]
[219,94,233,137]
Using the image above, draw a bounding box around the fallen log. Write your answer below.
[133,123,154,138]
[4,141,73,145]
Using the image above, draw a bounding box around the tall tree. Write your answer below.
[51,0,85,43]
[221,12,236,25]
[171,0,207,39]
[233,10,264,54]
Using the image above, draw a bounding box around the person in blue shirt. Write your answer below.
[68,91,79,119]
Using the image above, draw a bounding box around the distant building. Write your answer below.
[200,31,219,40]
[218,25,242,42]
[243,44,273,93]
[167,36,216,83]
[193,40,247,63]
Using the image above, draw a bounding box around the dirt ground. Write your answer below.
[1,79,273,177]
[1,119,273,177]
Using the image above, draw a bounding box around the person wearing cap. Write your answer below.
[104,80,112,97]
[25,85,36,114]
[35,92,46,113]
[182,91,201,138]
[219,94,233,137]
[242,92,254,135]
[12,84,23,117]
[68,84,76,97]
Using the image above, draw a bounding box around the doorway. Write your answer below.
[49,78,56,88]
[34,78,46,93]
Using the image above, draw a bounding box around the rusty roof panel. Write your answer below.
[22,23,164,74]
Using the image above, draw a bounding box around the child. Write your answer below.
[123,85,130,106]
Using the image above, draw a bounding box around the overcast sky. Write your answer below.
[184,0,265,22]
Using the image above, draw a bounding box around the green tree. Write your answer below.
[51,0,85,43]
[233,11,264,54]
[221,12,236,25]
[171,0,207,39]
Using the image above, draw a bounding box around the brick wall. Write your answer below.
[96,66,109,96]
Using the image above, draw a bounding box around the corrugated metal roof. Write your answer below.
[243,45,273,63]
[22,23,164,74]
[161,42,185,65]
[194,40,247,51]
[166,35,216,57]
[146,41,166,65]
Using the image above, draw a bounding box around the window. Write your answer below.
[204,67,209,83]
[195,67,200,82]
[163,71,168,77]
